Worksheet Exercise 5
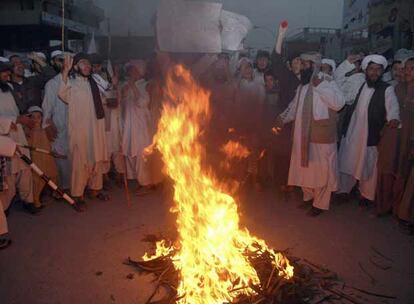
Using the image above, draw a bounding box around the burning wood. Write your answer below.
[127,65,396,304]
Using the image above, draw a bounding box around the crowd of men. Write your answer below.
[1,21,414,250]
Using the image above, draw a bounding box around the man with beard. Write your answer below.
[269,21,302,194]
[0,62,38,214]
[202,53,237,140]
[58,53,109,209]
[275,52,345,216]
[10,53,55,112]
[338,55,400,208]
[42,50,71,190]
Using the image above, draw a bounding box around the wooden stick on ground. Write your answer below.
[358,262,376,285]
[346,285,397,300]
[370,246,393,262]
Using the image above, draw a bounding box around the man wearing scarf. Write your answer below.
[338,55,400,207]
[275,52,345,216]
[0,62,39,215]
[58,53,109,208]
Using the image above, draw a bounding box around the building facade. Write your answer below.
[285,27,342,61]
[0,0,105,52]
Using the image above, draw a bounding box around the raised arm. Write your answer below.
[58,55,74,104]
[275,21,288,55]
[314,81,345,112]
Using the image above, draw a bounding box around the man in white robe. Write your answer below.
[91,60,124,181]
[0,62,39,215]
[0,130,18,250]
[337,55,400,205]
[58,54,109,207]
[276,52,345,216]
[42,50,71,190]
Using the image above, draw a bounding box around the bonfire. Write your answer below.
[127,65,396,304]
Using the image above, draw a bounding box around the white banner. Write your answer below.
[220,10,253,51]
[156,0,223,53]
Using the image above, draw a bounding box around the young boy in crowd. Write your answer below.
[25,106,58,208]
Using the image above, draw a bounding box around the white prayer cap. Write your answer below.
[361,54,388,71]
[34,52,47,61]
[0,56,9,63]
[321,59,336,72]
[125,59,146,74]
[237,57,253,69]
[27,106,43,114]
[51,50,64,59]
[394,49,414,62]
[403,56,414,67]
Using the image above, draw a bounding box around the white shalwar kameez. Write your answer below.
[338,83,400,200]
[281,81,345,210]
[58,76,109,197]
[0,120,18,236]
[121,79,155,186]
[42,73,71,189]
[103,98,124,174]
[0,90,33,208]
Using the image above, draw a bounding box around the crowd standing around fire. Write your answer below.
[1,21,414,250]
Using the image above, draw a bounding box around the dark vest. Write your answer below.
[341,81,389,146]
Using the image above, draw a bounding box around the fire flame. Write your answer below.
[220,140,250,160]
[144,65,293,303]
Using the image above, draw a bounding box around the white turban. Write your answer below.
[321,58,336,72]
[0,56,9,63]
[361,55,388,71]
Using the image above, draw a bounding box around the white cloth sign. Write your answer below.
[156,0,222,53]
[220,10,253,51]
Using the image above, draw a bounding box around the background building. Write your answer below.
[285,27,342,61]
[0,0,105,53]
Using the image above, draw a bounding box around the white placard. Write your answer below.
[156,0,223,53]
[220,10,253,51]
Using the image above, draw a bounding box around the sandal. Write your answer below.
[95,192,110,201]
[136,187,154,197]
[0,238,12,250]
[72,199,87,212]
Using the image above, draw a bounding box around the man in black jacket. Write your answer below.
[338,55,400,207]
[10,53,56,113]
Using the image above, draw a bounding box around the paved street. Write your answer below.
[1,185,414,304]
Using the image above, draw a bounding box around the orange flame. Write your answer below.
[220,140,250,160]
[144,65,293,303]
